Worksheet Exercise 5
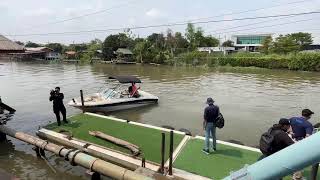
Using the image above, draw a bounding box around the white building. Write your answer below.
[231,34,272,52]
[198,47,235,55]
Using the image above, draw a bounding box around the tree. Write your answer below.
[222,40,234,47]
[25,41,40,47]
[288,32,313,49]
[147,33,165,50]
[185,23,197,49]
[200,36,219,47]
[174,32,189,48]
[102,33,134,60]
[259,36,272,54]
[46,43,63,53]
[272,35,300,54]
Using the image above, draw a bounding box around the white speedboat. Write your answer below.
[68,76,158,113]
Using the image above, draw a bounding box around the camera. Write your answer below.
[50,89,56,95]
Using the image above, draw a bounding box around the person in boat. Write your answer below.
[129,82,139,98]
[202,97,219,155]
[49,87,68,126]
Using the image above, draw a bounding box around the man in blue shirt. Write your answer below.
[290,109,314,141]
[202,97,219,155]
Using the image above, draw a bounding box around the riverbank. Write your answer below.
[169,51,320,72]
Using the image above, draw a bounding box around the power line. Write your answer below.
[5,11,320,37]
[211,18,316,36]
[177,0,314,23]
[23,0,138,30]
[206,16,292,34]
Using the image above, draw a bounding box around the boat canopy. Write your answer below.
[109,76,141,83]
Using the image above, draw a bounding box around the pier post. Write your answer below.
[169,131,173,175]
[80,90,85,113]
[160,132,165,174]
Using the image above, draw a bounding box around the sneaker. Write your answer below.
[202,149,210,155]
[63,120,68,124]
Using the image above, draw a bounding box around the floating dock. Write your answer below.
[40,113,319,179]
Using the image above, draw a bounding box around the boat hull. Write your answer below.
[71,98,158,113]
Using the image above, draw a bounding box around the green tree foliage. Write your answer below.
[174,32,189,49]
[222,40,234,47]
[288,32,313,49]
[259,36,273,54]
[45,43,63,53]
[200,36,219,47]
[102,33,134,60]
[272,35,300,54]
[25,41,41,47]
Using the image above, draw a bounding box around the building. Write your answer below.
[64,51,77,59]
[232,34,272,52]
[302,44,320,52]
[25,47,60,60]
[198,47,235,55]
[115,48,134,62]
[0,35,25,54]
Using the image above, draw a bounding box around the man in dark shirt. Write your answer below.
[202,97,220,154]
[270,118,295,154]
[49,87,67,126]
[290,109,314,141]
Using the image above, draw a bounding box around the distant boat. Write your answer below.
[68,75,158,113]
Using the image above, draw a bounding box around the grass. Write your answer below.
[173,138,260,179]
[45,114,184,164]
[173,138,320,179]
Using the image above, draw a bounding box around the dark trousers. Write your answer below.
[54,105,66,125]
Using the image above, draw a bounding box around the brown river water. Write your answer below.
[0,60,320,179]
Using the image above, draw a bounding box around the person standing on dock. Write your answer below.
[202,97,219,155]
[49,87,68,126]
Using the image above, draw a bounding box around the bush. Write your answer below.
[288,52,320,71]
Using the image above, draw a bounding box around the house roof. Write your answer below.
[0,35,24,51]
[116,48,133,55]
[26,47,53,52]
[109,75,141,83]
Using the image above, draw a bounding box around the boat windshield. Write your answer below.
[100,85,121,99]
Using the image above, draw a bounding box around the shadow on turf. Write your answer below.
[213,148,243,158]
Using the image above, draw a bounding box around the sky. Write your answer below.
[0,0,320,44]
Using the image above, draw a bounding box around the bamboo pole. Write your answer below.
[0,125,151,180]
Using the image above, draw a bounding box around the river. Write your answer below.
[0,61,320,179]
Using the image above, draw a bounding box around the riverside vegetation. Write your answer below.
[22,23,320,71]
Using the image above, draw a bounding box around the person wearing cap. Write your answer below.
[202,97,220,155]
[289,109,314,141]
[270,118,295,155]
[259,118,294,160]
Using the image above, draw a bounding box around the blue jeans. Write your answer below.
[204,122,216,150]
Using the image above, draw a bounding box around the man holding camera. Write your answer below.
[49,87,68,126]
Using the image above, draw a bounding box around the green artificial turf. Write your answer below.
[45,114,184,164]
[173,139,320,179]
[173,139,261,179]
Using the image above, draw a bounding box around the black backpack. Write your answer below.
[259,128,281,155]
[215,113,224,129]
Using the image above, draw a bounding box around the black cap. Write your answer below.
[279,118,290,125]
[206,97,214,105]
[302,109,314,117]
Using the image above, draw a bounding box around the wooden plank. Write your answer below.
[38,128,160,172]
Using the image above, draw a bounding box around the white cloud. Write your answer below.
[24,8,53,16]
[146,8,163,18]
